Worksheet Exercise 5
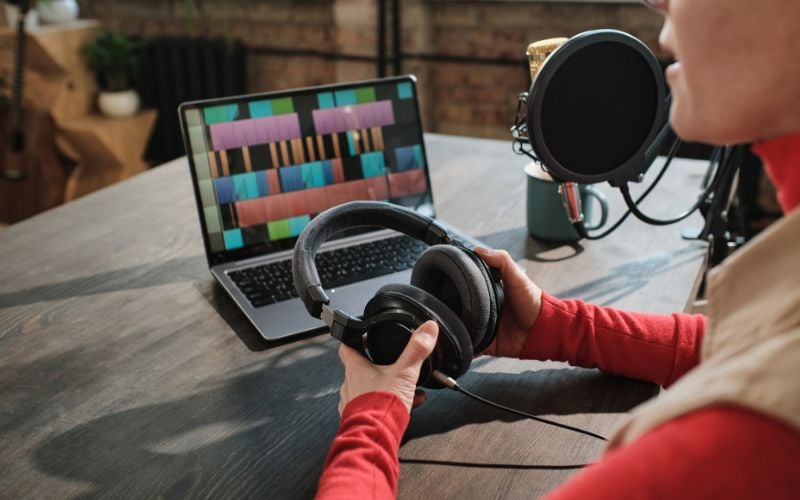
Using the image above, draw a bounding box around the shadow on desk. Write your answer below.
[476,226,584,262]
[404,360,655,444]
[0,256,208,308]
[478,226,706,307]
[195,279,326,353]
[26,342,652,498]
[551,244,706,307]
[29,340,341,498]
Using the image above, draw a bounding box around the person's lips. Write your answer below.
[666,61,682,81]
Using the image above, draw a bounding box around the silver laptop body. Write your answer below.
[179,75,479,341]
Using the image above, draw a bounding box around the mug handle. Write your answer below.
[583,186,609,230]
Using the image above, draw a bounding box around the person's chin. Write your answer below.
[670,108,715,144]
[671,111,740,146]
[669,104,700,142]
[671,91,766,145]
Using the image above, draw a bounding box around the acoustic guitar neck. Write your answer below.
[4,0,30,179]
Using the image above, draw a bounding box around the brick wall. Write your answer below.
[418,1,663,138]
[80,0,664,139]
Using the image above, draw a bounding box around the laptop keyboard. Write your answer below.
[227,235,428,308]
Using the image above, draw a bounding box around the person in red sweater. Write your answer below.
[317,0,800,498]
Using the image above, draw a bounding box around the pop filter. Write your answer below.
[526,29,670,187]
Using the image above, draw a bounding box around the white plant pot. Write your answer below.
[38,0,79,24]
[98,90,140,119]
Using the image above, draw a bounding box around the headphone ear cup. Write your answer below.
[411,245,499,353]
[365,283,474,380]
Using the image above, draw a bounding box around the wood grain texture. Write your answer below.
[0,134,707,499]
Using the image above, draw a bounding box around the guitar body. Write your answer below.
[0,107,67,223]
[0,0,69,224]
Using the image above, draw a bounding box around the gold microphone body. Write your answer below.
[526,37,568,82]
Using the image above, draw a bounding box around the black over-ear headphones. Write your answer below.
[292,201,505,388]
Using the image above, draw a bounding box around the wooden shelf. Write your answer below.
[1,20,99,119]
[0,20,157,222]
[60,110,157,201]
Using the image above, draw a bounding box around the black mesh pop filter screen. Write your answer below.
[542,42,656,176]
[528,30,666,186]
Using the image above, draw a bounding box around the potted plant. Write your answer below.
[82,31,141,118]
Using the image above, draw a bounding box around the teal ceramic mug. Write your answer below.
[525,162,609,242]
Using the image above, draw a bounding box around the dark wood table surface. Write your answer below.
[0,133,708,499]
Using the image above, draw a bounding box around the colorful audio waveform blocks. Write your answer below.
[209,113,302,151]
[186,82,429,252]
[312,101,394,136]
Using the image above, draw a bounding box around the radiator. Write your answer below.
[137,36,247,165]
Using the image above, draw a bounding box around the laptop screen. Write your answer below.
[180,76,435,265]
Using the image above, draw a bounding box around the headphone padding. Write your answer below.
[368,283,473,376]
[410,245,497,351]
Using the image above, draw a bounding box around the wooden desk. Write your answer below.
[0,134,707,499]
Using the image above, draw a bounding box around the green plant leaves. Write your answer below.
[81,31,141,92]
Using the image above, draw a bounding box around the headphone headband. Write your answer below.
[292,201,454,319]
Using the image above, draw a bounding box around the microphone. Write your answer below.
[511,38,568,147]
[526,38,568,82]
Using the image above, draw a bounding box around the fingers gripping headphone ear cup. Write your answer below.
[410,245,498,353]
[365,283,473,378]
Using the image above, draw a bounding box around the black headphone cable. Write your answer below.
[431,371,608,442]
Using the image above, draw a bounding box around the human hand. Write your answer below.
[473,247,543,358]
[337,320,439,415]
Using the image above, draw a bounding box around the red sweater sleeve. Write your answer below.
[316,392,408,500]
[520,292,706,386]
[545,406,800,499]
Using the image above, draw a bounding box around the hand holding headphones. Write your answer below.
[472,247,543,358]
[292,201,505,388]
[295,201,609,441]
[337,320,439,414]
[331,247,544,414]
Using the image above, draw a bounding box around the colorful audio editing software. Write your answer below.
[184,80,429,254]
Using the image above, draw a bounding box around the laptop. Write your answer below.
[179,75,483,341]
